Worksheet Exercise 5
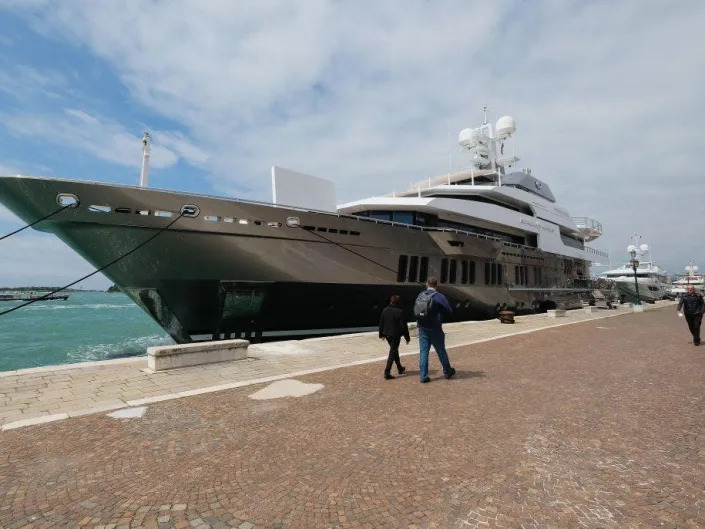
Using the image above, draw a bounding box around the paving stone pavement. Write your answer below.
[2,304,705,528]
[0,303,671,430]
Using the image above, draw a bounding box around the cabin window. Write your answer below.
[419,257,429,282]
[441,258,449,284]
[115,207,131,214]
[350,231,360,236]
[461,260,469,284]
[339,229,348,235]
[485,262,491,285]
[327,228,338,233]
[88,205,111,213]
[393,211,414,225]
[154,210,174,218]
[204,215,220,222]
[370,211,392,221]
[449,259,457,284]
[408,256,419,283]
[397,255,409,282]
[469,260,476,284]
[534,266,542,286]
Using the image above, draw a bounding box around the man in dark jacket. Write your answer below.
[415,277,456,383]
[379,295,410,379]
[677,285,705,346]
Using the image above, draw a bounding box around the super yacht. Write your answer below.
[670,264,705,297]
[0,112,610,343]
[601,261,670,303]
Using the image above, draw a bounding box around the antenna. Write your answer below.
[482,105,488,125]
[140,131,151,188]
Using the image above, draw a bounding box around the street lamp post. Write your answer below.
[628,245,641,306]
[686,264,698,287]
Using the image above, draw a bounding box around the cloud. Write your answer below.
[0,231,107,289]
[2,108,204,170]
[2,0,705,276]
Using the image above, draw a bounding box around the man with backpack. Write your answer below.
[413,277,456,383]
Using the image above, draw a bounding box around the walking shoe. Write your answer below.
[384,373,395,380]
[398,366,406,375]
[444,367,457,379]
[420,377,431,383]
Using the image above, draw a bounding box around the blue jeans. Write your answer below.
[418,327,453,380]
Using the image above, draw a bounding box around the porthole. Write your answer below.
[56,193,79,208]
[286,216,300,227]
[154,210,174,218]
[137,209,150,216]
[115,207,131,214]
[238,219,249,225]
[180,204,200,218]
[268,222,282,228]
[204,215,220,222]
[223,217,234,223]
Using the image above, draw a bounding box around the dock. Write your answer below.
[2,301,704,528]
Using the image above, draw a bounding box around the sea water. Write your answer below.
[0,291,173,372]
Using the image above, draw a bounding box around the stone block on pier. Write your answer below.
[147,339,249,372]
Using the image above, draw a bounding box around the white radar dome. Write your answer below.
[458,128,488,149]
[639,244,649,253]
[627,245,636,252]
[495,116,516,140]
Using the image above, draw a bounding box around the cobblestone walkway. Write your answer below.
[2,304,704,528]
[1,303,669,429]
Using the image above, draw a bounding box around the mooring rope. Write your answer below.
[0,205,71,241]
[0,212,184,317]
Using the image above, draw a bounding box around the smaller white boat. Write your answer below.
[670,264,705,298]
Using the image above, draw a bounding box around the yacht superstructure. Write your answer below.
[0,112,609,343]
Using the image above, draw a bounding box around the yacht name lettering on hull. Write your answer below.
[520,219,556,233]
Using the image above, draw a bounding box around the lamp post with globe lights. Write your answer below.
[627,242,649,311]
[685,264,699,287]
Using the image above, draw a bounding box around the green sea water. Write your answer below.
[0,291,173,372]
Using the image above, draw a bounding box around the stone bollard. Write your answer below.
[498,310,515,324]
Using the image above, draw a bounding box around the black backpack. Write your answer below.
[414,290,437,325]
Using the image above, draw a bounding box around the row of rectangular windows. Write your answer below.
[397,255,550,287]
[84,203,362,236]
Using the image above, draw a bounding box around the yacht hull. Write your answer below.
[614,279,668,303]
[0,176,595,342]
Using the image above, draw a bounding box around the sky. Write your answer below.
[0,0,704,289]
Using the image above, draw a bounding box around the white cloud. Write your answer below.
[2,108,204,170]
[3,0,705,274]
[0,231,108,289]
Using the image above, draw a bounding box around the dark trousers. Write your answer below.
[685,313,703,344]
[384,336,403,374]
